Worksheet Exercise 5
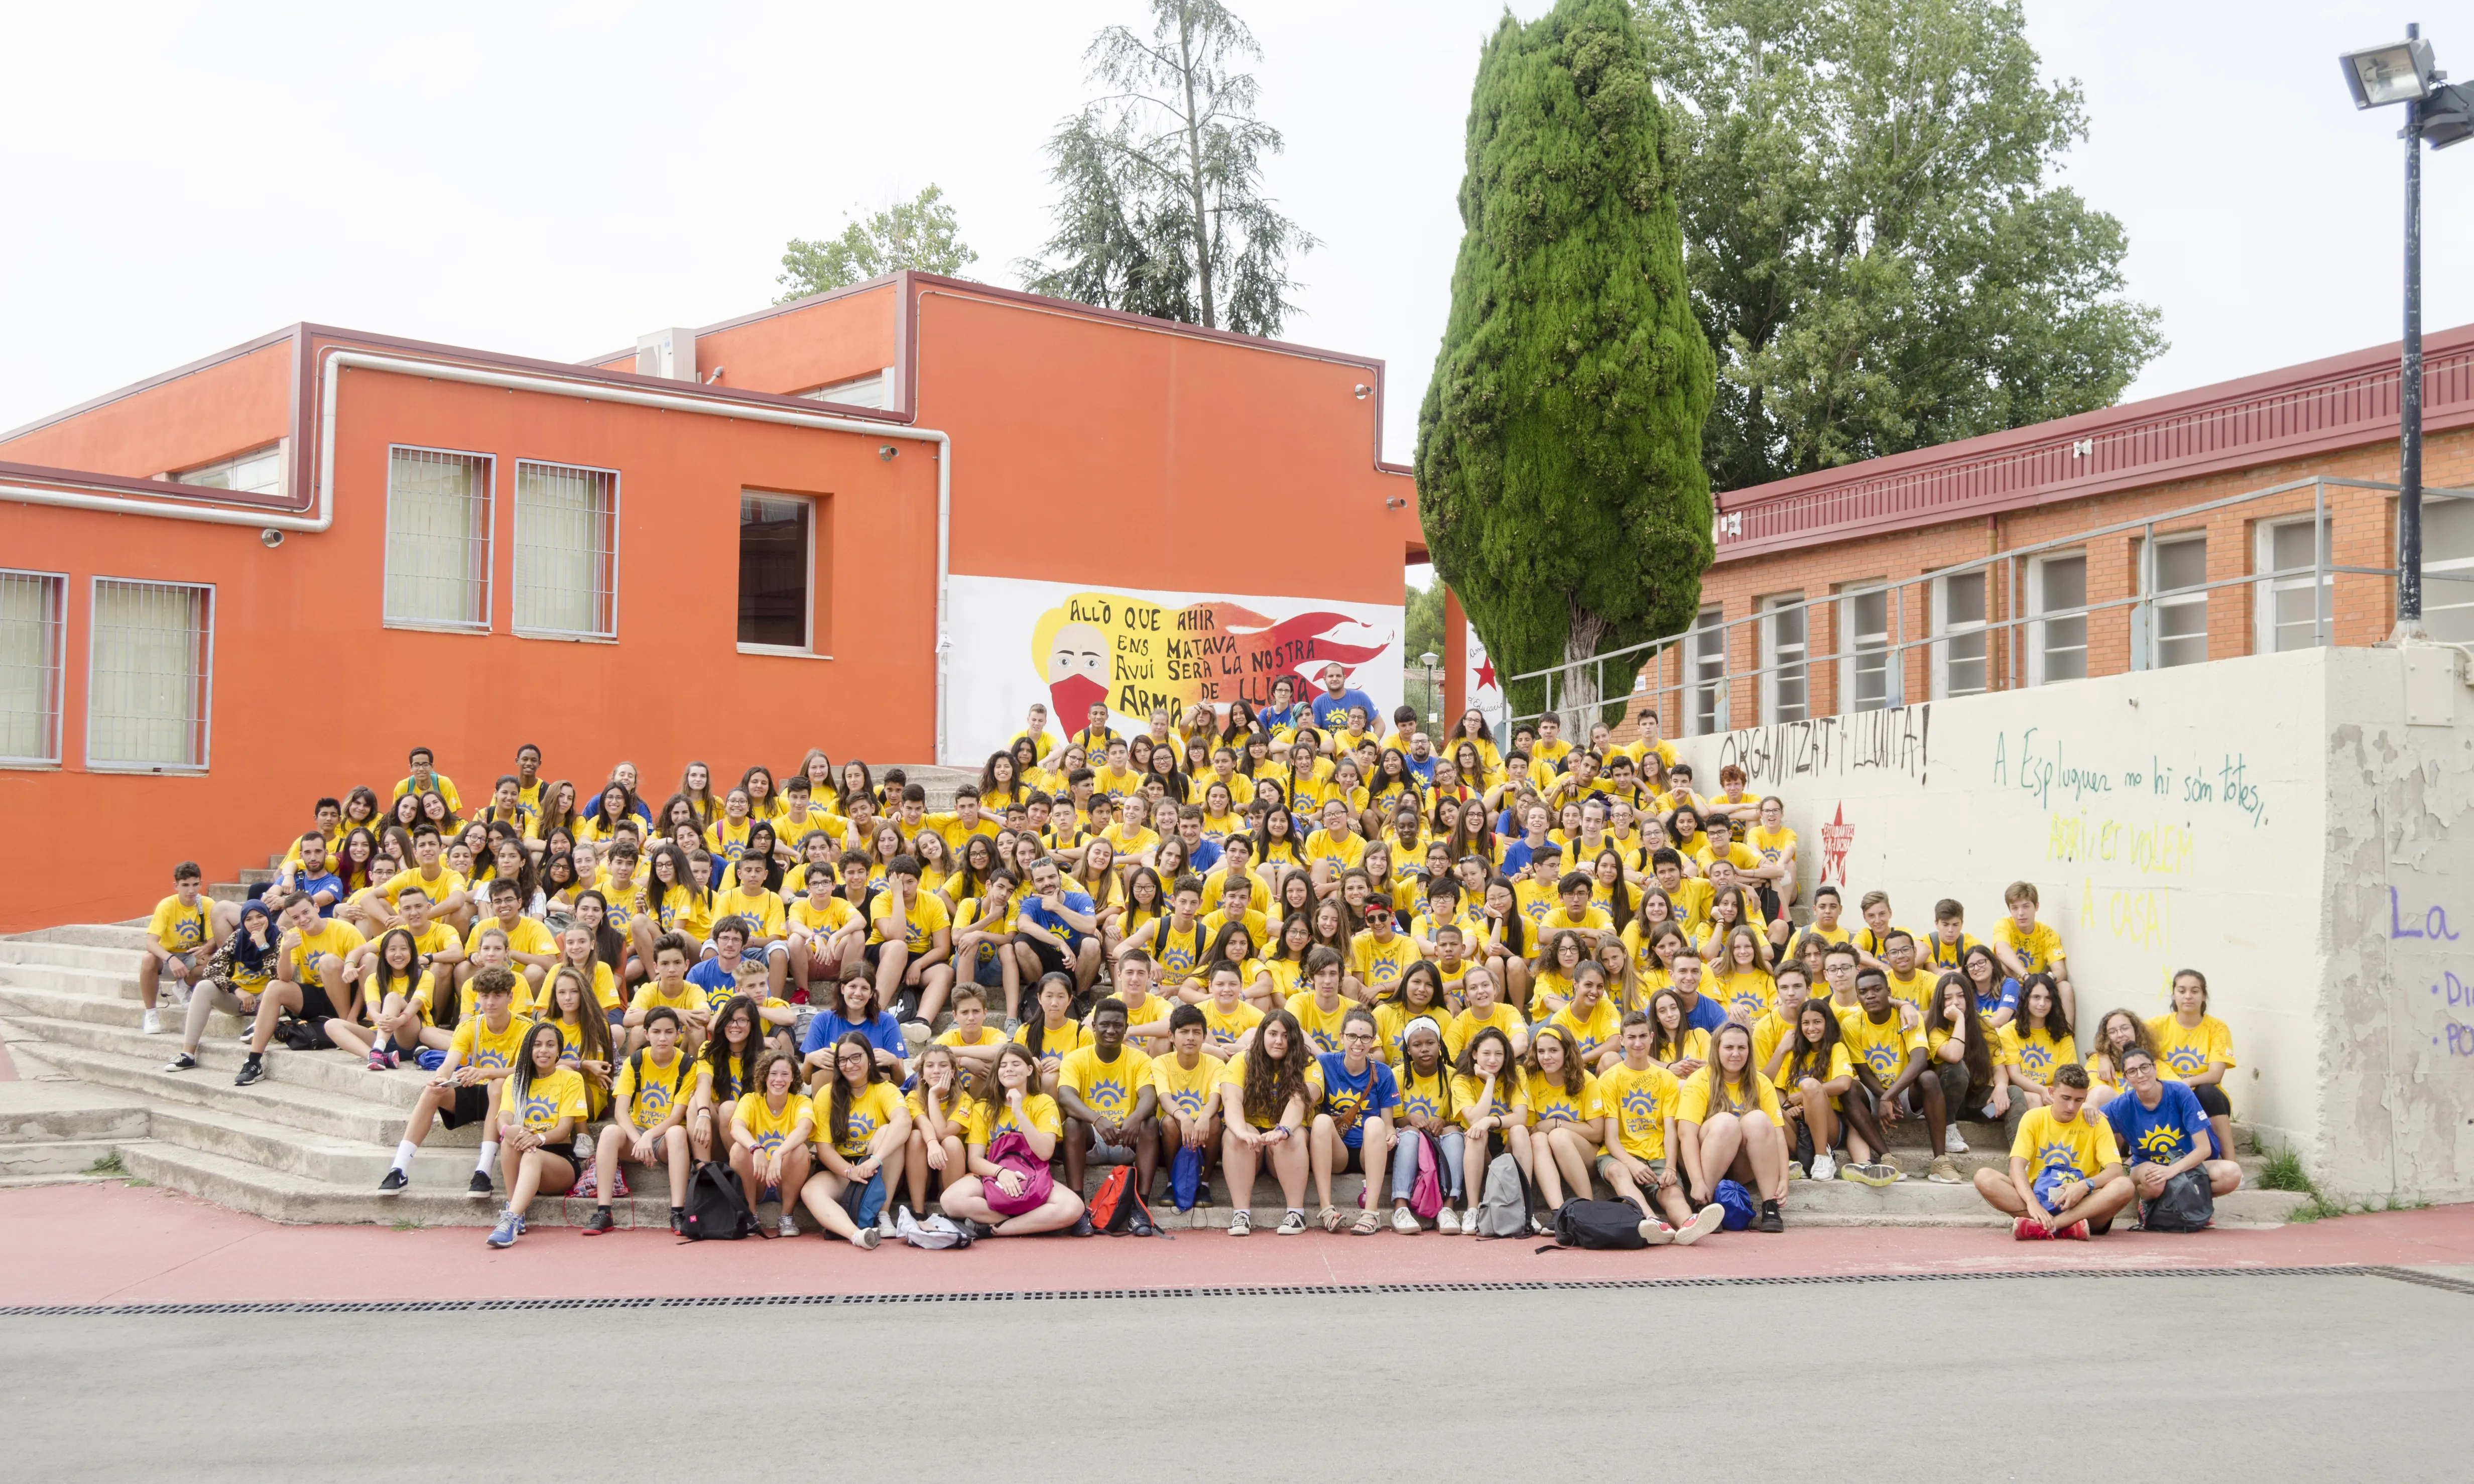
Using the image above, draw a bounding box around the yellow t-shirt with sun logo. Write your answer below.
[506,1067,589,1134]
[1057,1044,1153,1122]
[2000,1023,2079,1084]
[1148,1052,1227,1121]
[613,1048,692,1129]
[964,1090,1063,1147]
[1283,992,1357,1055]
[1837,1006,1926,1089]
[1393,1063,1454,1132]
[1348,931,1420,997]
[871,892,951,954]
[448,1013,533,1072]
[2146,1015,2236,1079]
[1598,1061,1682,1161]
[812,1081,905,1160]
[1548,997,1625,1065]
[1521,1068,1603,1128]
[734,1091,814,1159]
[1995,919,2065,975]
[149,894,213,953]
[2010,1105,2121,1182]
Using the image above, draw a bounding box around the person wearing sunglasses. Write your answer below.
[1346,895,1419,1006]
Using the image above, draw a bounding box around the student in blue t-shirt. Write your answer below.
[1961,944,2020,1029]
[686,916,752,1007]
[1305,662,1379,732]
[1668,952,1731,1034]
[799,967,910,1085]
[2101,1045,2243,1200]
[1307,1007,1402,1234]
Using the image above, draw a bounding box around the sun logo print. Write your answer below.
[1865,1044,1903,1079]
[2035,1141,2084,1178]
[2164,1045,2205,1076]
[2136,1125,2185,1161]
[1619,1085,1662,1137]
[2016,1043,2055,1078]
[1164,1086,1209,1118]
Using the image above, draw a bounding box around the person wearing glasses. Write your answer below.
[1307,1008,1401,1234]
[2100,1044,2244,1203]
[1345,895,1419,1004]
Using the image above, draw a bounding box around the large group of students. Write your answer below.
[136,661,2245,1250]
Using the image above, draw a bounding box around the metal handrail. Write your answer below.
[1497,474,2474,736]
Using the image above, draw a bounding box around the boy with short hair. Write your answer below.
[378,965,528,1199]
[1851,889,1914,974]
[585,1005,695,1234]
[1346,895,1419,1004]
[1996,880,2073,1021]
[1803,884,1850,945]
[627,933,710,1054]
[233,892,364,1087]
[139,862,212,1035]
[1923,898,1982,973]
[1835,967,1962,1186]
[1596,1011,1724,1244]
[933,984,1005,1089]
[1973,1063,2133,1240]
[871,854,955,1032]
[1056,997,1159,1233]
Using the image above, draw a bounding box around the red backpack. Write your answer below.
[1086,1165,1154,1234]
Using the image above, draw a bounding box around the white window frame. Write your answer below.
[1837,582,1892,712]
[2255,516,2331,654]
[512,458,621,641]
[2147,533,2208,669]
[85,577,213,773]
[2028,551,2088,687]
[1685,604,1726,736]
[0,567,67,767]
[800,368,896,409]
[737,490,827,658]
[384,444,495,633]
[1930,567,1990,700]
[174,440,286,498]
[1760,593,1807,723]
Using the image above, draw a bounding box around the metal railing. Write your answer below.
[1500,475,2474,738]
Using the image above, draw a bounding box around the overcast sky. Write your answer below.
[5,0,2466,491]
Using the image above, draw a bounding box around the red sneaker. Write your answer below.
[2013,1218,2052,1241]
[2057,1220,2090,1241]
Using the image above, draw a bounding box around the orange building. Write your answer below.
[0,274,1422,931]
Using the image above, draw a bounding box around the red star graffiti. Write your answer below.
[1475,656,1497,691]
[1819,804,1854,888]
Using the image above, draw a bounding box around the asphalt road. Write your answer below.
[7,1270,2468,1481]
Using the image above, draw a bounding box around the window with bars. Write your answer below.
[2031,553,2088,684]
[88,579,211,770]
[1933,570,1989,698]
[386,447,492,629]
[2151,536,2208,668]
[1686,605,1726,735]
[0,570,65,765]
[1761,594,1807,722]
[1840,585,1891,710]
[2422,497,2474,645]
[514,460,619,638]
[2256,518,2330,654]
[177,443,283,496]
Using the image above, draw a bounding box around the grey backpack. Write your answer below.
[1471,1151,1530,1239]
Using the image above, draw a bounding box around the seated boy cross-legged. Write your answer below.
[1973,1063,2135,1239]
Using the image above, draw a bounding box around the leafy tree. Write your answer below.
[777,185,977,303]
[1417,0,1713,734]
[1405,575,1447,721]
[1018,0,1316,336]
[1638,0,2166,489]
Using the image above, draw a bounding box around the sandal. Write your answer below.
[1318,1204,1343,1233]
[1350,1208,1383,1236]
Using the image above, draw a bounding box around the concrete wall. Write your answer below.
[1671,645,2474,1202]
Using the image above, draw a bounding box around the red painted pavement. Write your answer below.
[5,1183,2471,1307]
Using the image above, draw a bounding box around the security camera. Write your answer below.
[1353,384,1371,400]
[879,445,899,461]
[260,528,285,548]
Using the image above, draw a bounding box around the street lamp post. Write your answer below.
[2340,26,2472,637]
[1419,651,1441,727]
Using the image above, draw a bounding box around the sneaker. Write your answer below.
[2014,1217,2052,1241]
[879,1205,899,1238]
[1530,1213,1552,1236]
[140,1008,162,1035]
[366,1048,392,1071]
[1927,1155,1962,1184]
[377,1168,409,1196]
[485,1210,520,1248]
[1391,1206,1420,1234]
[1228,1210,1254,1236]
[1944,1126,1969,1155]
[1275,1209,1307,1235]
[1437,1208,1461,1235]
[232,1058,266,1087]
[163,1052,198,1073]
[2057,1219,2090,1241]
[466,1171,493,1200]
[1786,1161,1806,1181]
[582,1207,615,1235]
[1842,1162,1898,1188]
[961,1217,996,1241]
[1070,1212,1095,1238]
[1128,1209,1156,1237]
[1674,1202,1724,1246]
[1637,1218,1675,1246]
[1880,1154,1904,1180]
[850,1225,880,1249]
[1757,1199,1784,1234]
[1808,1151,1835,1181]
[1189,1203,1212,1230]
[670,1208,687,1236]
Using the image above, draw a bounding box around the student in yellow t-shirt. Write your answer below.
[1448,1025,1522,1234]
[1774,999,1861,1177]
[1548,961,1626,1072]
[1056,997,1157,1217]
[1596,1011,1724,1242]
[788,866,868,1001]
[900,1042,973,1223]
[1346,896,1421,1004]
[1012,972,1092,1096]
[1150,1005,1228,1224]
[586,1005,695,1231]
[940,1042,1086,1236]
[728,1048,820,1239]
[802,1028,907,1249]
[232,891,366,1088]
[1383,1011,1461,1229]
[139,862,212,1035]
[1676,1021,1789,1229]
[321,924,430,1070]
[1513,1023,1602,1213]
[1835,967,1960,1185]
[1197,960,1267,1058]
[1996,881,2073,1020]
[1971,1063,2132,1238]
[1216,1009,1320,1235]
[377,966,530,1200]
[486,1022,589,1247]
[870,854,955,1030]
[1446,963,1529,1062]
[2148,968,2238,1160]
[933,983,1007,1092]
[2000,974,2078,1109]
[1284,945,1357,1054]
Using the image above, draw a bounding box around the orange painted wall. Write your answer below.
[587,281,900,396]
[0,336,294,483]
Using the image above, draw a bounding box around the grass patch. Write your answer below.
[2257,1145,2351,1222]
[83,1150,127,1178]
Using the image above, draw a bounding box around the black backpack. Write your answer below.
[680,1160,758,1241]
[1541,1198,1650,1251]
[2140,1167,2215,1233]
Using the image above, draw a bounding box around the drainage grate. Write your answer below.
[0,1264,2452,1320]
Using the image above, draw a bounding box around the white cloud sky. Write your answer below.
[4,0,2466,502]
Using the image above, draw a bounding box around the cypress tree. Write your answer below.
[1416,0,1714,730]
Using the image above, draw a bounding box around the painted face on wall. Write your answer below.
[1047,621,1109,725]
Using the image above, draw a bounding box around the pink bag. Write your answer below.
[1407,1131,1444,1221]
[983,1129,1054,1218]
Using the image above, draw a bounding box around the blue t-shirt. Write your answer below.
[1309,688,1379,731]
[1313,1052,1398,1150]
[1675,991,1728,1034]
[1017,887,1097,947]
[1186,837,1224,874]
[1499,837,1559,878]
[1405,754,1437,786]
[685,956,741,1009]
[801,1008,907,1061]
[291,872,343,916]
[2104,1080,2217,1165]
[1974,975,2021,1022]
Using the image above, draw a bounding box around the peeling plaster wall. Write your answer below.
[1670,649,2382,1188]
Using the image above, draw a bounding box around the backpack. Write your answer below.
[896,1207,973,1250]
[680,1160,758,1241]
[1169,1145,1204,1212]
[1087,1164,1154,1234]
[2140,1167,2215,1232]
[1542,1198,1650,1251]
[1470,1151,1531,1239]
[982,1129,1054,1218]
[835,1169,888,1230]
[1405,1131,1444,1221]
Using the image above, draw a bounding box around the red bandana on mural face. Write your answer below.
[1037,595,1392,727]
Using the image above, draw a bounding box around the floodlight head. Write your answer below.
[2340,37,2437,107]
[2426,81,2474,149]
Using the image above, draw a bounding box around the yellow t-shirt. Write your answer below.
[286,919,366,987]
[149,894,212,953]
[448,1013,534,1073]
[1200,998,1265,1057]
[1521,1068,1603,1128]
[1449,1071,1517,1130]
[466,916,558,961]
[734,1090,814,1158]
[1920,930,1982,973]
[1057,1044,1154,1121]
[1748,824,1796,869]
[1283,992,1357,1055]
[642,884,714,941]
[1371,1001,1449,1066]
[1149,1052,1228,1120]
[2011,1104,2121,1181]
[1706,964,1776,1023]
[872,892,951,953]
[1347,931,1420,995]
[712,886,788,940]
[1394,1063,1453,1130]
[1303,828,1367,871]
[1549,997,1624,1064]
[1011,1017,1093,1073]
[964,1090,1063,1146]
[613,1048,693,1129]
[704,817,756,865]
[631,979,703,1022]
[2001,1023,2080,1084]
[383,865,467,908]
[1836,1006,1927,1089]
[790,895,859,937]
[811,1081,905,1159]
[1675,1066,1783,1124]
[1445,1003,1526,1061]
[506,1067,589,1133]
[1995,919,2065,975]
[1217,1052,1323,1129]
[2147,1015,2236,1079]
[1598,1061,1683,1161]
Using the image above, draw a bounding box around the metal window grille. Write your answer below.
[1935,571,1989,698]
[514,460,618,638]
[87,578,211,770]
[0,569,65,764]
[1842,587,1891,709]
[1685,606,1726,735]
[385,448,491,629]
[2151,537,2209,668]
[1762,596,1807,722]
[179,443,283,496]
[2033,555,2088,683]
[2259,519,2331,654]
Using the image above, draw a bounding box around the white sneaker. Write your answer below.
[1391,1205,1420,1234]
[140,1008,162,1035]
[1811,1151,1838,1182]
[778,1214,800,1238]
[1637,1218,1675,1246]
[1673,1203,1724,1246]
[1944,1127,1968,1155]
[1437,1208,1461,1235]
